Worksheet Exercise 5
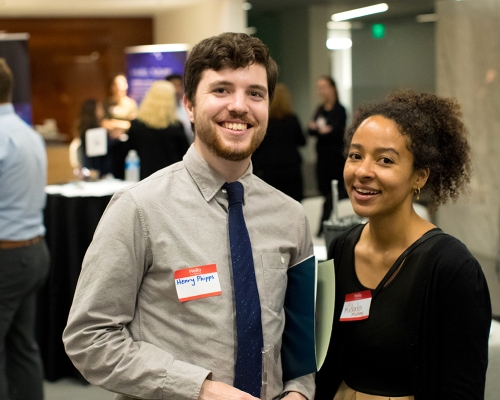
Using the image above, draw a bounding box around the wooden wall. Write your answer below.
[0,18,153,136]
[46,143,74,185]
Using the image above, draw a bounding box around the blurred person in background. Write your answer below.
[104,73,138,122]
[0,58,50,400]
[166,73,193,143]
[126,80,189,179]
[103,73,138,179]
[252,82,306,202]
[76,98,115,177]
[308,75,347,235]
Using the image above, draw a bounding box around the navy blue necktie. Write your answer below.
[224,182,263,397]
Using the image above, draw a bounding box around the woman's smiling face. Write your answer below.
[344,115,423,220]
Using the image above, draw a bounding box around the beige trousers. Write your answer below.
[333,381,415,400]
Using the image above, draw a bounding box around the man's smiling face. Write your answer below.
[185,64,269,162]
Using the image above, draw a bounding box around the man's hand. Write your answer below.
[282,391,307,400]
[199,380,259,400]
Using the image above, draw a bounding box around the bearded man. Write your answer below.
[63,32,314,400]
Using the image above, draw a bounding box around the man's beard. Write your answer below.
[194,112,267,162]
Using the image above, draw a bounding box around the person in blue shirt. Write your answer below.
[0,58,50,400]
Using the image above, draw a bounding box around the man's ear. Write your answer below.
[183,94,195,123]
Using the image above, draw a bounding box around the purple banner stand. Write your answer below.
[125,44,189,105]
[0,33,31,125]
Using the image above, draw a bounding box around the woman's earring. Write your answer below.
[414,187,421,201]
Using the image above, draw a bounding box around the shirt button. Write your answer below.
[222,189,227,193]
[281,256,285,264]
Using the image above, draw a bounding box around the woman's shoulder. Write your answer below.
[165,121,186,134]
[129,118,146,129]
[421,232,484,278]
[285,113,303,127]
[170,120,185,129]
[333,101,347,115]
[270,113,301,127]
[283,113,300,121]
[122,95,138,108]
[316,104,327,114]
[424,232,473,259]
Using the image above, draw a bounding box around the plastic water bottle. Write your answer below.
[125,149,140,182]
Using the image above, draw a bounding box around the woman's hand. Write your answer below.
[318,124,333,134]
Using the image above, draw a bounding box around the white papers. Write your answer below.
[45,180,133,197]
[85,127,108,157]
[315,259,335,370]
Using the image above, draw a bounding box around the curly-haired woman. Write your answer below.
[315,89,492,400]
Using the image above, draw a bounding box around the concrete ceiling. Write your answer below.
[249,0,435,19]
[0,0,435,18]
[0,0,209,17]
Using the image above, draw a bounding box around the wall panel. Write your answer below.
[0,18,153,135]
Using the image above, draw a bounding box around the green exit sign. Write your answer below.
[372,23,386,39]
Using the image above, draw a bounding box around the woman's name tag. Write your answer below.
[339,290,372,321]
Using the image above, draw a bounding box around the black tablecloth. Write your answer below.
[36,193,112,381]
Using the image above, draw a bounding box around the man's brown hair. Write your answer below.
[0,58,13,103]
[184,32,278,104]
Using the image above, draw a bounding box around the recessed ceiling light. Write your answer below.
[326,38,353,50]
[327,22,352,30]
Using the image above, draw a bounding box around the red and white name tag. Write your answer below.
[339,290,372,321]
[174,264,222,302]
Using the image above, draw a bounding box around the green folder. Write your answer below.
[281,255,335,381]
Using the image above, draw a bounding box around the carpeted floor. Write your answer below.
[44,378,113,400]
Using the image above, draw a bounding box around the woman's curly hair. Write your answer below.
[344,89,471,211]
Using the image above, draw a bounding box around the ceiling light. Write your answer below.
[331,3,388,22]
[327,22,352,30]
[326,38,353,50]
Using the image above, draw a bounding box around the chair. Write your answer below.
[413,202,430,221]
[302,196,431,236]
[333,198,356,219]
[333,199,430,221]
[301,196,324,240]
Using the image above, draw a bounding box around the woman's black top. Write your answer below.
[126,119,189,180]
[336,226,434,396]
[315,224,492,400]
[252,114,306,201]
[308,102,346,196]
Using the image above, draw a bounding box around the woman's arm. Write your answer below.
[429,239,491,399]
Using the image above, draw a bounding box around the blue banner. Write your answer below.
[0,33,31,125]
[125,44,189,105]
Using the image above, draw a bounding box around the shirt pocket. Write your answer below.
[261,253,290,313]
